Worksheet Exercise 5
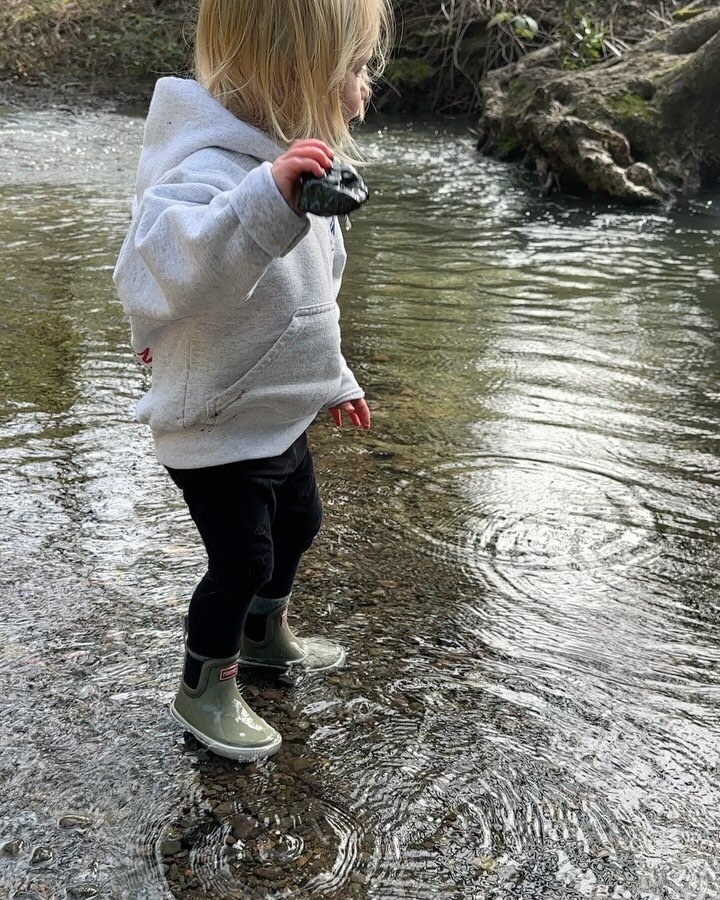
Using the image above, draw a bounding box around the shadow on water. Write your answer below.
[0,104,719,899]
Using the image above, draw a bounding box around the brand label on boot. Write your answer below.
[219,663,239,681]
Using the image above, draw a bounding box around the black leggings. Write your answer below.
[165,432,322,658]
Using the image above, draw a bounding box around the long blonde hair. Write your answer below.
[193,0,393,163]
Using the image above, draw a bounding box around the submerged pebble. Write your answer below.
[2,838,26,857]
[58,816,92,830]
[159,838,182,856]
[66,885,100,900]
[30,846,54,865]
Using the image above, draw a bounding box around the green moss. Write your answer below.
[575,99,603,121]
[496,135,521,158]
[385,57,437,87]
[507,76,536,107]
[606,92,654,122]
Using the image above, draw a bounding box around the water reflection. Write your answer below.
[0,102,719,900]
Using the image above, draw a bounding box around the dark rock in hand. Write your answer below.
[298,159,369,216]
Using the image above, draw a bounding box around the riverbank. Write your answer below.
[0,0,689,117]
[0,74,148,115]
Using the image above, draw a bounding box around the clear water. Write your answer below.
[0,101,719,900]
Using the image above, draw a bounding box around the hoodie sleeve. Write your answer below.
[322,353,365,410]
[113,161,309,321]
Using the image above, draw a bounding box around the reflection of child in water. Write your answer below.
[112,0,392,760]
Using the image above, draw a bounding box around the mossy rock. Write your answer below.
[605,92,655,122]
[495,134,522,159]
[507,76,538,108]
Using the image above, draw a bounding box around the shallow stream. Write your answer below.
[1,99,719,900]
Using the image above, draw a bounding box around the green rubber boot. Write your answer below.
[170,618,282,761]
[238,594,346,672]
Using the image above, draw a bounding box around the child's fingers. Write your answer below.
[330,402,357,428]
[350,399,372,429]
[290,138,335,159]
[285,145,333,173]
[282,155,331,180]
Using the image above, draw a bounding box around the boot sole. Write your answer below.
[170,703,282,762]
[237,645,347,673]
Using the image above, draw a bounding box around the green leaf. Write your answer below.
[513,14,538,38]
[488,11,514,28]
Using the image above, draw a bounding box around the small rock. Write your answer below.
[2,839,25,857]
[159,838,183,855]
[255,866,283,879]
[472,856,496,872]
[66,885,100,900]
[30,846,54,865]
[180,822,216,849]
[59,815,93,830]
[232,816,261,841]
[214,802,235,818]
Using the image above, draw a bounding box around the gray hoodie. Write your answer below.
[112,76,364,469]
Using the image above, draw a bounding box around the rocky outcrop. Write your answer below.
[475,7,720,202]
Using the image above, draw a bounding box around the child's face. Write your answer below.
[341,62,371,124]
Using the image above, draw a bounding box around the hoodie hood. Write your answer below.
[133,76,287,212]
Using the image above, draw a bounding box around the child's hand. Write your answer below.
[328,398,371,429]
[272,139,335,214]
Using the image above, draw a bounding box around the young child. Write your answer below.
[112,0,392,761]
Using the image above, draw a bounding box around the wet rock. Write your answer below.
[2,838,26,856]
[213,801,235,818]
[232,815,262,841]
[255,866,283,879]
[159,838,183,855]
[30,846,54,865]
[58,816,93,830]
[66,885,100,899]
[179,821,216,849]
[477,8,720,201]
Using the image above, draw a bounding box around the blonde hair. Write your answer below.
[193,0,393,163]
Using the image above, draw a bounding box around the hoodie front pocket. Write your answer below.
[205,302,343,427]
